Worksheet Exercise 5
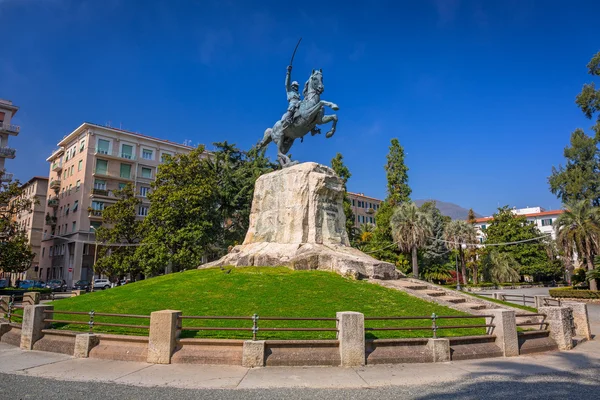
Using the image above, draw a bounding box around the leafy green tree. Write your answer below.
[385,138,411,206]
[419,201,449,272]
[0,174,35,285]
[554,199,600,290]
[484,206,557,281]
[330,153,355,241]
[444,220,477,285]
[390,202,433,278]
[481,250,520,284]
[94,184,143,280]
[136,146,220,275]
[549,51,600,206]
[467,208,477,224]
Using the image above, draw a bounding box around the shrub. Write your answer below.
[572,268,587,285]
[549,287,600,299]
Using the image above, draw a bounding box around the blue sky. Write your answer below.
[1,0,598,216]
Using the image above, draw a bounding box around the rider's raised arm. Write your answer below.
[285,65,292,91]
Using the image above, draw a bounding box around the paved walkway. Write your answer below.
[0,337,599,390]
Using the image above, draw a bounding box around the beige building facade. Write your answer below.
[0,99,19,180]
[40,123,193,285]
[9,177,49,280]
[347,192,383,227]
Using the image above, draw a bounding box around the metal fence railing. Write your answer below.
[542,297,562,307]
[43,310,150,333]
[0,295,24,325]
[179,315,339,341]
[515,313,548,331]
[364,314,495,339]
[501,294,535,306]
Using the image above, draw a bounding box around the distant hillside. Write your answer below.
[414,199,482,220]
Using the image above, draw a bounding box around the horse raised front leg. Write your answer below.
[320,100,339,111]
[320,114,338,138]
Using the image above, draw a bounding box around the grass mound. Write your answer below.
[50,267,486,339]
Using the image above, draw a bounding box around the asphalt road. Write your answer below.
[1,368,599,400]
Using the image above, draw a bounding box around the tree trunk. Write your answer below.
[459,247,467,285]
[587,253,598,291]
[412,246,419,279]
[473,265,478,285]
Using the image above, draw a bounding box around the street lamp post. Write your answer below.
[455,251,461,291]
[90,226,98,292]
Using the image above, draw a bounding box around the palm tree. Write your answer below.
[444,220,477,285]
[481,250,520,283]
[554,199,600,291]
[390,202,433,279]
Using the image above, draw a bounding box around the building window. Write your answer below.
[72,221,76,232]
[97,139,110,154]
[121,144,133,159]
[80,140,85,152]
[142,149,153,160]
[78,160,82,171]
[66,204,70,215]
[91,201,104,210]
[118,183,127,190]
[96,159,108,175]
[70,165,74,175]
[42,248,45,257]
[90,221,102,232]
[138,206,149,216]
[141,167,152,179]
[120,163,131,179]
[94,179,106,190]
[481,225,486,230]
[73,200,79,212]
[352,199,355,206]
[160,152,172,163]
[140,186,150,197]
[541,219,553,227]
[76,180,81,191]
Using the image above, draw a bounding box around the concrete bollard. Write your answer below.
[20,304,53,350]
[23,292,40,305]
[242,340,266,367]
[539,306,574,350]
[336,311,365,367]
[566,303,592,340]
[0,322,10,339]
[486,309,518,357]
[428,338,450,362]
[147,310,181,364]
[74,333,99,358]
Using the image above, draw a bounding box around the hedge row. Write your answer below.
[549,287,600,299]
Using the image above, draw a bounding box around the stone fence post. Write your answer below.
[493,292,506,301]
[539,306,573,350]
[242,340,266,367]
[336,311,365,367]
[23,292,40,305]
[486,309,518,357]
[147,310,181,364]
[565,302,592,340]
[0,296,9,319]
[20,304,53,350]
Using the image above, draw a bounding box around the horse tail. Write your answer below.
[257,128,273,149]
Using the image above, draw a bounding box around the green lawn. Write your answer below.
[49,267,486,340]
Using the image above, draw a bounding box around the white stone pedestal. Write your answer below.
[199,162,398,280]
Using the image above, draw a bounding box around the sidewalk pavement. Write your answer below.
[1,337,599,390]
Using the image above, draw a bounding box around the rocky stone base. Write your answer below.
[199,242,399,280]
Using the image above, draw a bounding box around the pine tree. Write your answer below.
[330,153,355,241]
[385,138,411,206]
[467,208,477,224]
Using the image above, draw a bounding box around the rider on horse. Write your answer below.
[283,65,300,126]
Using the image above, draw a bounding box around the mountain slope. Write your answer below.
[414,199,481,220]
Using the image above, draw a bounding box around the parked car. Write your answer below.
[72,280,90,292]
[0,279,8,289]
[18,280,46,290]
[93,279,112,290]
[46,279,68,292]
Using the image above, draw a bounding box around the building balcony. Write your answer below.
[95,148,136,161]
[0,122,20,136]
[47,197,59,208]
[0,147,16,159]
[49,179,61,190]
[88,209,103,219]
[51,160,63,172]
[45,214,57,226]
[0,171,13,182]
[366,208,375,214]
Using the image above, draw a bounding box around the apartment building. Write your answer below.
[9,177,49,280]
[0,99,20,180]
[347,192,383,227]
[474,206,564,242]
[39,123,194,286]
